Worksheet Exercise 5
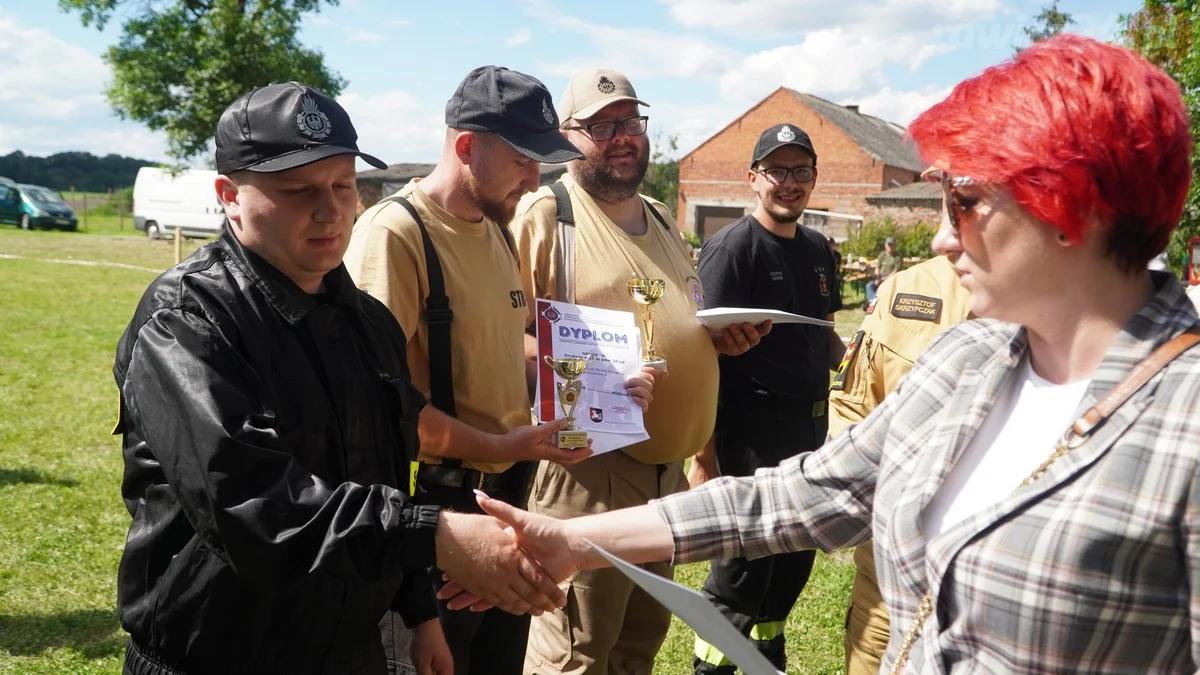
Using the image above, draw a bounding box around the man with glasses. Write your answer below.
[688,123,845,675]
[509,68,766,675]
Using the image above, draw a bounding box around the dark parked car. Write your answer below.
[0,180,78,230]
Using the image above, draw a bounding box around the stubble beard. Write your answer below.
[765,203,804,224]
[460,172,517,226]
[571,144,650,204]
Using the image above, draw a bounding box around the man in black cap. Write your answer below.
[689,122,846,675]
[345,66,657,675]
[113,81,571,675]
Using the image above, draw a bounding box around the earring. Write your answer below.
[1057,232,1070,246]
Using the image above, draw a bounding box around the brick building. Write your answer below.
[677,88,932,241]
[863,181,942,227]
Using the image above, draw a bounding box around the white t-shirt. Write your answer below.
[1187,283,1200,312]
[922,355,1091,541]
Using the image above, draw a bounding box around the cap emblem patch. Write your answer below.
[777,125,796,143]
[542,97,556,125]
[296,94,332,141]
[597,75,616,94]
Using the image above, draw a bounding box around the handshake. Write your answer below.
[432,491,586,615]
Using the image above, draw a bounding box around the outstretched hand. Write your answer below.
[438,491,585,613]
[434,510,566,616]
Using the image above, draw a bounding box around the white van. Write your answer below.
[132,167,225,239]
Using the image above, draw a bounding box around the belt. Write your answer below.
[414,462,507,493]
[724,388,827,418]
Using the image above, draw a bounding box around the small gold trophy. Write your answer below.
[543,355,596,449]
[627,277,667,370]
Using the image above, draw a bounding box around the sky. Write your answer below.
[0,0,1142,167]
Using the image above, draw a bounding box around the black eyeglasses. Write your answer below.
[922,168,978,236]
[564,116,649,142]
[754,166,816,185]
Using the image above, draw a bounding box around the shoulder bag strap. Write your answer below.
[890,326,1200,674]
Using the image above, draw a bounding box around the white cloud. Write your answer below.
[0,9,168,161]
[522,0,738,79]
[649,100,748,159]
[344,27,388,43]
[305,15,333,26]
[660,0,1002,39]
[0,122,169,162]
[337,89,445,164]
[717,28,953,105]
[383,18,412,28]
[505,27,533,47]
[0,12,109,119]
[847,85,953,126]
[515,0,950,157]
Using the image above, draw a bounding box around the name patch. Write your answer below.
[891,293,942,322]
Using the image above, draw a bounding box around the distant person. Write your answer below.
[689,122,845,675]
[112,82,566,675]
[345,65,656,675]
[865,236,900,303]
[827,254,971,675]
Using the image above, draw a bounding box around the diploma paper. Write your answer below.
[586,541,784,675]
[535,299,648,454]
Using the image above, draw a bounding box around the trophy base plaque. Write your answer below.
[641,357,668,371]
[556,428,590,449]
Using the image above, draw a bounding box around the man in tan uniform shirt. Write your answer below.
[345,66,655,675]
[510,68,766,675]
[827,254,971,675]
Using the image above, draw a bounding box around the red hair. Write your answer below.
[909,34,1192,271]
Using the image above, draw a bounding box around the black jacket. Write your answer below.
[113,230,440,674]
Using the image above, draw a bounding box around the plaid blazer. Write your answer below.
[656,273,1200,673]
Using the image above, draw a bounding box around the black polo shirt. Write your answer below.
[698,215,841,400]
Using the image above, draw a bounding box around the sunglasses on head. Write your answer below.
[922,167,978,236]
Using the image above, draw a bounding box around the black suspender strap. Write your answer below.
[550,182,575,226]
[549,182,576,304]
[383,195,458,420]
[642,197,671,232]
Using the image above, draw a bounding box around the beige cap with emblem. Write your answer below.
[557,68,650,126]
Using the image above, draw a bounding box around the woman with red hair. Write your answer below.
[448,35,1200,672]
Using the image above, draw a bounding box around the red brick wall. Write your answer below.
[677,89,902,238]
[882,166,922,191]
[861,204,941,228]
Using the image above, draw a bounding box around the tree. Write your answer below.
[1017,1,1075,52]
[1123,0,1200,273]
[0,151,156,192]
[60,0,345,164]
[639,133,680,214]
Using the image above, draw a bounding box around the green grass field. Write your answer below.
[0,229,860,674]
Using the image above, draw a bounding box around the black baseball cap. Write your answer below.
[445,66,583,164]
[215,82,386,174]
[751,123,818,167]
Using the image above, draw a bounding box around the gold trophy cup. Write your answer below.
[627,277,667,370]
[543,355,596,449]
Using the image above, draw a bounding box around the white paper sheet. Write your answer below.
[585,541,785,675]
[534,299,649,455]
[696,307,835,330]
